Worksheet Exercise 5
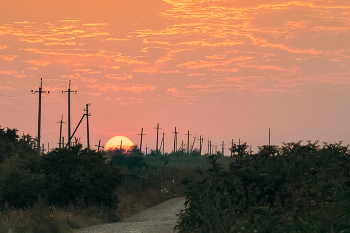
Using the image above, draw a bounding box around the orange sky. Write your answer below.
[1,0,350,154]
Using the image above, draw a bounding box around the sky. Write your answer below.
[0,0,350,154]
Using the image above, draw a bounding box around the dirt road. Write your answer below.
[75,197,185,233]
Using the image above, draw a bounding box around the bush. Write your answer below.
[0,144,122,208]
[176,142,350,232]
[39,145,122,208]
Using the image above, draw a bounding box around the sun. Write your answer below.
[105,136,134,151]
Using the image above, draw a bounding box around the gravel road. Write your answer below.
[75,197,185,233]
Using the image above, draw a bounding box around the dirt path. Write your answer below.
[75,197,185,233]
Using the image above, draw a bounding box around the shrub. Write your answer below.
[176,142,350,232]
[39,145,122,208]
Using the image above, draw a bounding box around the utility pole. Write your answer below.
[231,139,234,156]
[138,128,146,154]
[221,141,225,156]
[120,140,123,150]
[31,78,49,156]
[173,127,179,153]
[62,80,76,148]
[85,104,91,149]
[95,140,104,152]
[208,139,210,155]
[42,144,45,154]
[198,135,203,155]
[154,123,162,154]
[162,130,165,156]
[210,141,212,155]
[146,144,148,156]
[269,128,271,146]
[185,130,191,155]
[48,143,49,152]
[57,114,66,149]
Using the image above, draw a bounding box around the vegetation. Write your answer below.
[0,126,200,232]
[1,125,349,232]
[176,142,350,233]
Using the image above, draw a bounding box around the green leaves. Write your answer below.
[176,142,350,232]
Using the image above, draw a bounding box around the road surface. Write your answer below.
[75,197,185,233]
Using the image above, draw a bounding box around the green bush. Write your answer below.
[0,144,122,208]
[39,145,122,207]
[176,142,350,232]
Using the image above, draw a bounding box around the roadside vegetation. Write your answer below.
[0,126,204,232]
[176,142,350,232]
[2,125,348,232]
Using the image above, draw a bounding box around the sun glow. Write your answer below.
[105,136,134,151]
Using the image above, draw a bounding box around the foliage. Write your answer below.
[0,127,36,162]
[176,141,350,232]
[38,145,122,208]
[0,141,122,208]
[110,150,148,169]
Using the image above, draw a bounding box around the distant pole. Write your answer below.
[48,143,49,152]
[231,139,233,156]
[146,144,148,156]
[42,144,45,154]
[95,140,104,152]
[269,128,271,146]
[208,139,210,155]
[173,127,179,153]
[58,114,66,149]
[154,123,162,154]
[85,104,91,149]
[31,78,49,156]
[62,80,76,148]
[162,130,165,156]
[198,135,203,155]
[221,141,225,156]
[138,128,146,154]
[120,140,123,150]
[210,141,212,155]
[185,130,191,155]
[239,138,240,146]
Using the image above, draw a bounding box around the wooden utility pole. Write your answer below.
[138,128,146,154]
[31,78,49,156]
[162,130,165,156]
[209,141,212,155]
[57,114,66,149]
[208,139,210,155]
[221,141,225,156]
[95,140,104,152]
[185,130,191,155]
[198,135,203,155]
[62,80,76,148]
[269,128,271,146]
[85,104,91,149]
[146,144,148,155]
[154,123,162,154]
[231,139,234,156]
[173,127,179,153]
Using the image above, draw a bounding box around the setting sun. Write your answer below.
[105,136,134,151]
